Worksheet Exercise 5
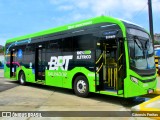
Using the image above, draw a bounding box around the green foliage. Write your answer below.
[0,46,4,53]
[154,40,160,45]
[0,49,3,53]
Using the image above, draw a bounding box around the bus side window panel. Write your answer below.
[117,39,126,90]
[46,40,63,70]
[4,45,9,78]
[26,44,35,69]
[13,49,17,76]
[72,34,96,92]
[16,48,22,68]
[5,50,10,68]
[17,46,25,68]
[46,41,52,70]
[16,45,35,81]
[73,34,95,70]
[9,47,18,77]
[62,37,75,70]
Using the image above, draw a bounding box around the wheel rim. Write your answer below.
[20,74,24,84]
[77,80,87,93]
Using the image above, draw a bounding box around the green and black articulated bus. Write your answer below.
[4,16,157,98]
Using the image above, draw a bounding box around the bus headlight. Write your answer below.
[131,76,138,84]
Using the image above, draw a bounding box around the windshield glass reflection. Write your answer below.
[127,29,155,70]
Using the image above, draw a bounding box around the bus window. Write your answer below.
[73,34,95,50]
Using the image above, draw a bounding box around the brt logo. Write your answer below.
[48,55,73,71]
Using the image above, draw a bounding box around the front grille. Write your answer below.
[139,77,156,83]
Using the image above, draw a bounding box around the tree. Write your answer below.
[154,40,160,45]
[0,46,4,54]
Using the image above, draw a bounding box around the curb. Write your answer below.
[153,89,160,95]
[132,95,160,111]
[131,95,160,119]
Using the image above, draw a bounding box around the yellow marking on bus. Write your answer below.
[118,65,122,71]
[114,68,117,90]
[114,68,116,89]
[96,63,103,74]
[96,53,103,64]
[5,55,10,56]
[5,54,16,57]
[118,53,123,61]
[108,68,110,86]
[111,68,112,87]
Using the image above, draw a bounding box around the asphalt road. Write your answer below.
[0,69,159,120]
[0,77,134,120]
[0,69,3,78]
[0,70,19,92]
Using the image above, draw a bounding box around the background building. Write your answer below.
[0,45,4,68]
[154,33,160,41]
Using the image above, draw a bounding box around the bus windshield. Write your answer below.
[127,28,155,70]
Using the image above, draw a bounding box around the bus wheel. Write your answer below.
[74,76,89,97]
[19,71,26,85]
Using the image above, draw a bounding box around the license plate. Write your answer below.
[148,89,154,94]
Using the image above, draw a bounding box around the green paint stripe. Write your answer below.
[6,16,126,44]
[84,50,91,54]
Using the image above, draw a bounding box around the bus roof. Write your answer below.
[6,16,127,44]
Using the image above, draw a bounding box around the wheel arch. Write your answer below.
[18,69,26,85]
[18,70,24,80]
[72,72,88,89]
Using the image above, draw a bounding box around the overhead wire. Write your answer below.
[132,3,148,19]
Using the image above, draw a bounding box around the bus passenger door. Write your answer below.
[10,50,16,78]
[95,40,124,94]
[35,48,45,81]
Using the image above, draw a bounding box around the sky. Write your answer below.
[0,0,160,46]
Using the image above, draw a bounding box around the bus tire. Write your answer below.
[19,71,26,85]
[74,75,89,97]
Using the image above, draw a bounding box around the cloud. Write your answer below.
[58,5,74,11]
[49,0,67,5]
[90,0,119,15]
[0,33,19,46]
[48,0,159,32]
[153,1,160,13]
[76,1,89,9]
[89,0,149,20]
[49,0,150,19]
[0,37,7,45]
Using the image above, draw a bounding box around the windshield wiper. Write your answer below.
[145,39,150,50]
[133,36,143,50]
[133,36,149,59]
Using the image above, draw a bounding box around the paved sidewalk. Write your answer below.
[158,77,160,88]
[0,69,3,77]
[131,77,160,119]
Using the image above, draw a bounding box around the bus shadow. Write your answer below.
[26,82,74,95]
[25,82,146,108]
[89,93,146,108]
[0,80,20,92]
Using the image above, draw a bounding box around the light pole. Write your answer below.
[148,0,154,43]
